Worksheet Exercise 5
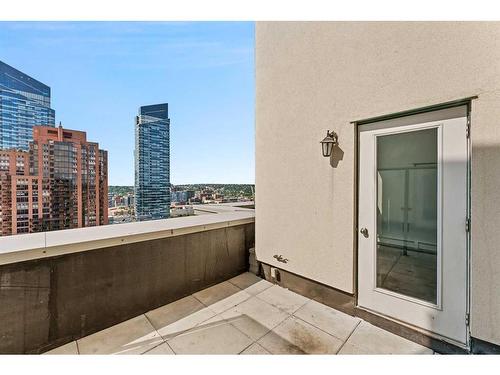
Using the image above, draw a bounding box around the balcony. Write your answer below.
[0,204,431,355]
[43,272,433,355]
[0,208,254,354]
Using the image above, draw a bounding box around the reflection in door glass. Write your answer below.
[376,128,438,304]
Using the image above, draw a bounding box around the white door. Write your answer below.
[358,106,468,345]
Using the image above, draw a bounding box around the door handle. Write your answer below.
[360,227,369,238]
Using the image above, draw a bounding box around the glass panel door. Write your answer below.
[376,128,438,304]
[358,106,468,344]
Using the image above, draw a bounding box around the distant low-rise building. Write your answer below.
[170,205,194,218]
[171,189,196,204]
[123,194,134,207]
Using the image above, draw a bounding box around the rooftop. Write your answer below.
[0,206,437,354]
[45,273,433,355]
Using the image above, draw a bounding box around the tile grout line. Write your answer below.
[267,302,308,316]
[142,306,204,352]
[226,278,245,290]
[150,300,236,345]
[226,275,271,292]
[226,313,285,350]
[255,317,310,355]
[141,340,171,355]
[237,340,270,355]
[260,290,362,347]
[193,290,255,316]
[194,277,275,314]
[381,252,402,287]
[251,342,271,354]
[190,281,291,353]
[252,289,310,316]
[142,339,177,355]
[334,320,362,354]
[142,313,174,354]
[238,340,258,354]
[291,313,360,344]
[75,339,81,355]
[191,293,209,307]
[193,286,292,348]
[164,340,177,355]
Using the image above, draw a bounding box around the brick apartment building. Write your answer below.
[0,125,108,236]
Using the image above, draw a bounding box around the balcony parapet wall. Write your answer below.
[0,211,255,354]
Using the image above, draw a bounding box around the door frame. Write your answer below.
[352,98,474,349]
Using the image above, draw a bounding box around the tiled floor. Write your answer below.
[377,245,437,303]
[44,273,433,355]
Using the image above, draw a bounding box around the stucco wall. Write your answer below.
[255,22,500,345]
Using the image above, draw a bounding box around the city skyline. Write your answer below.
[0,22,255,185]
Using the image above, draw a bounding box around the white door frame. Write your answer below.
[356,104,470,347]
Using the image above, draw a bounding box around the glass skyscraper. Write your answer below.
[134,103,170,221]
[0,60,55,151]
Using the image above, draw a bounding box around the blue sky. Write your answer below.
[0,22,255,185]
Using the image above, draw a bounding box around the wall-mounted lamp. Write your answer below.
[320,130,338,157]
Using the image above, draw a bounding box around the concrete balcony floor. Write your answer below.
[45,273,433,355]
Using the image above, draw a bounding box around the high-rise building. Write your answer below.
[134,103,170,221]
[0,60,55,151]
[0,125,108,236]
[0,149,34,234]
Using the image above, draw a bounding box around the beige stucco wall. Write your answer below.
[255,21,500,345]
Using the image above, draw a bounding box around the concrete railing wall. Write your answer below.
[0,212,255,354]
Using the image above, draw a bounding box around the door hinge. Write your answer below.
[466,116,471,138]
[466,217,471,232]
[465,313,470,326]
